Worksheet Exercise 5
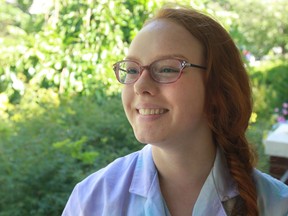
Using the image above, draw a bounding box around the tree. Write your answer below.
[214,0,288,58]
[0,0,164,102]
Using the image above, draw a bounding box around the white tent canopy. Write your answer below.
[264,123,288,158]
[264,123,288,182]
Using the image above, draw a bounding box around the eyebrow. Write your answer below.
[124,54,189,63]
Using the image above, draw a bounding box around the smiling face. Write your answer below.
[121,19,211,148]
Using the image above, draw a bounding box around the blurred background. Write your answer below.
[0,0,287,215]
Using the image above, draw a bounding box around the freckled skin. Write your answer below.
[122,19,211,149]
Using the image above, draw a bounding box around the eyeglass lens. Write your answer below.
[115,59,183,84]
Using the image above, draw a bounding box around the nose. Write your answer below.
[133,69,158,96]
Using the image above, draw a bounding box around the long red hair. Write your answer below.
[147,6,258,215]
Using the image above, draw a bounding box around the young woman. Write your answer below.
[62,6,288,216]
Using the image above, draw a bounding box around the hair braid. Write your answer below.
[205,27,259,215]
[215,133,258,215]
[149,6,259,215]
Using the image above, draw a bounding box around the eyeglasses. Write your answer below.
[113,58,206,84]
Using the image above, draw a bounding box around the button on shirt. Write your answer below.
[62,144,288,216]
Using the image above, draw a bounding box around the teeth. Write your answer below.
[138,108,167,115]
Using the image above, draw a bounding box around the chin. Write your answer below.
[133,129,168,145]
[135,135,166,146]
[135,136,150,144]
[135,135,154,144]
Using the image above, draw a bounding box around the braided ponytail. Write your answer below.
[149,6,259,215]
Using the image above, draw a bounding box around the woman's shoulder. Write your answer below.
[253,169,288,215]
[74,144,154,196]
[253,168,288,197]
[62,145,152,215]
[78,147,144,190]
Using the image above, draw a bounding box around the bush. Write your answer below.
[247,60,288,172]
[250,60,288,121]
[0,89,140,215]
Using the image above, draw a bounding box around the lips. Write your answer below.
[138,108,168,115]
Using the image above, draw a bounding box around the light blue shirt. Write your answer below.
[62,144,288,216]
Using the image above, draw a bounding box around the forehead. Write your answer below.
[127,19,204,64]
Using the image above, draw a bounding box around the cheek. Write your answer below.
[175,77,206,113]
[121,87,133,116]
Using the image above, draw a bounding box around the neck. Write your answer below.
[152,139,216,186]
[150,125,216,216]
[151,138,216,216]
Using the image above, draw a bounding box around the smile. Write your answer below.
[138,108,168,115]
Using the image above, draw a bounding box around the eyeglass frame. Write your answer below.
[113,57,207,84]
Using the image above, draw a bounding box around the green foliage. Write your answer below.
[210,0,288,58]
[250,60,288,121]
[246,122,270,172]
[0,0,163,102]
[0,88,141,215]
[246,60,288,172]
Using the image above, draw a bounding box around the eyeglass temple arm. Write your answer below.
[185,63,207,70]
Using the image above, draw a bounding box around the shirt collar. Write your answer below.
[212,147,239,200]
[192,147,239,215]
[129,144,158,197]
[129,144,239,210]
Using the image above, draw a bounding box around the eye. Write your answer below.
[158,67,179,73]
[126,68,139,74]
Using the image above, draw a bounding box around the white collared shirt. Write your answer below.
[62,144,288,216]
